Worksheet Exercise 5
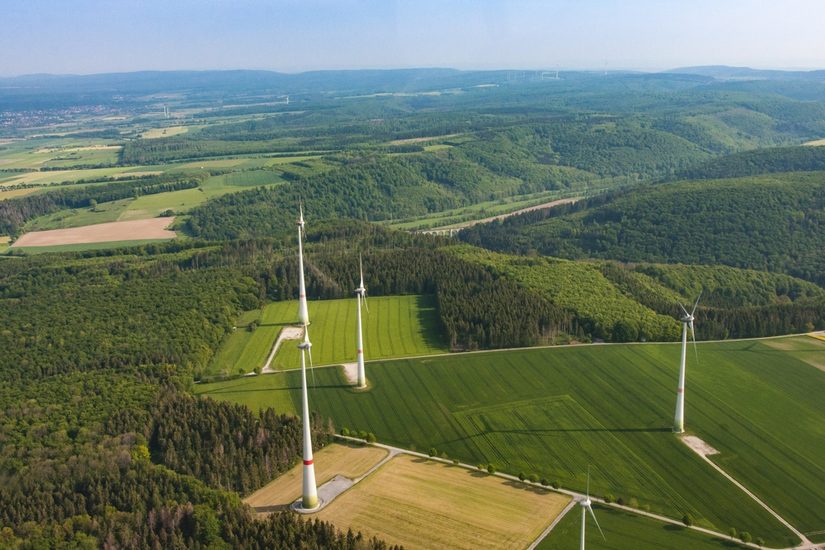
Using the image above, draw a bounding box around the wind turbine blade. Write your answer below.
[363,294,369,314]
[588,505,606,541]
[691,291,702,316]
[678,302,689,318]
[691,322,699,365]
[586,465,590,498]
[359,253,364,287]
[310,350,317,388]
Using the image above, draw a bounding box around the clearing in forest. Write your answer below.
[206,295,446,376]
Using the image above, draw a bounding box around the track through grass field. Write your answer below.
[201,337,825,546]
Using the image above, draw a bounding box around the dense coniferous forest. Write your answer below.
[676,145,825,179]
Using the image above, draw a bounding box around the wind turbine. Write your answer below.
[579,467,605,550]
[296,204,310,326]
[674,293,701,433]
[354,254,368,388]
[298,327,318,509]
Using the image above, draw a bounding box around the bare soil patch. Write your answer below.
[316,454,571,550]
[341,362,358,384]
[681,435,720,457]
[389,133,462,145]
[261,326,304,373]
[244,443,388,512]
[12,218,176,247]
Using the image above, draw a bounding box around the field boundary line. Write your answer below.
[526,498,577,550]
[333,435,814,550]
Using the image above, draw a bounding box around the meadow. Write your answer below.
[273,295,445,370]
[204,295,446,376]
[199,336,825,546]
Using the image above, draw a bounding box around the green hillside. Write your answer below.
[460,171,825,285]
[678,145,825,179]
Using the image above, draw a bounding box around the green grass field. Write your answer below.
[205,305,290,377]
[204,295,445,376]
[538,505,747,549]
[200,336,825,546]
[273,295,446,370]
[196,364,298,414]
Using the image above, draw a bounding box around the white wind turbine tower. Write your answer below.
[296,204,310,326]
[674,294,701,434]
[298,327,318,509]
[579,467,605,550]
[354,254,368,388]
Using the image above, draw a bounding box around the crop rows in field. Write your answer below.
[205,295,445,376]
[271,295,446,370]
[209,337,825,546]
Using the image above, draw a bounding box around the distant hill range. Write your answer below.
[4,64,824,95]
[666,65,825,80]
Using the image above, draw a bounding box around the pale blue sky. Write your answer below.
[2,0,824,75]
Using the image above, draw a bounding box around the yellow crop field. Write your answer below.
[316,454,571,550]
[244,443,388,511]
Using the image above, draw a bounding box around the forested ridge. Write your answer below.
[676,145,825,180]
[460,171,825,285]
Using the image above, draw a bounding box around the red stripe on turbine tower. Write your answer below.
[303,459,313,466]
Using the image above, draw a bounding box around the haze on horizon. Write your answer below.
[2,0,824,76]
